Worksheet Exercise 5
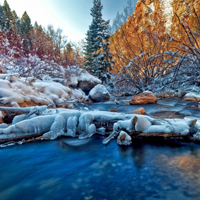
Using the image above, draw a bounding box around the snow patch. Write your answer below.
[147,2,155,13]
[160,0,173,33]
[185,92,200,99]
[89,84,110,96]
[78,71,101,84]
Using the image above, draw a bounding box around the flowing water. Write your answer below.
[0,98,200,200]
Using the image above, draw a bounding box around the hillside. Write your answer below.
[110,0,200,71]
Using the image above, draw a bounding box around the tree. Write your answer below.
[84,0,113,83]
[12,10,21,34]
[21,11,32,36]
[3,0,13,30]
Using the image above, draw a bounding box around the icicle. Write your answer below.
[102,131,118,145]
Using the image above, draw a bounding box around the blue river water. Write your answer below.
[0,98,200,200]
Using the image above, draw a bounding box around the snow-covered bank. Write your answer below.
[0,106,200,147]
[0,66,103,107]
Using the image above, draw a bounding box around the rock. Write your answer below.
[109,109,119,113]
[131,107,145,115]
[0,111,6,124]
[83,99,93,105]
[191,105,198,109]
[183,97,198,102]
[0,116,3,124]
[89,84,110,102]
[77,70,101,95]
[114,93,123,97]
[117,131,132,145]
[179,89,198,98]
[129,93,158,105]
[78,81,98,95]
[156,91,175,99]
[118,134,126,141]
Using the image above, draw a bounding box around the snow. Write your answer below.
[0,75,87,106]
[117,131,132,145]
[89,84,110,96]
[184,92,200,99]
[160,0,174,33]
[147,2,155,13]
[78,70,101,84]
[135,116,152,132]
[0,106,199,145]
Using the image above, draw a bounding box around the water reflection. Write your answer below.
[1,138,200,199]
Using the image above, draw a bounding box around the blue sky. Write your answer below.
[0,0,137,42]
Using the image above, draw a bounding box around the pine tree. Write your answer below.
[21,11,32,36]
[84,0,113,83]
[21,11,32,53]
[3,0,13,30]
[12,10,21,33]
[0,5,6,30]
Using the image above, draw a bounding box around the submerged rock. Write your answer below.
[129,93,158,105]
[131,107,145,115]
[109,109,119,113]
[89,84,110,102]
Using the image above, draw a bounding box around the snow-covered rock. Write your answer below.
[117,131,132,145]
[0,75,87,107]
[77,69,101,94]
[89,84,110,102]
[184,92,200,101]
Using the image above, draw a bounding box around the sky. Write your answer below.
[0,0,137,43]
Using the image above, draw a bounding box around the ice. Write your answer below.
[78,113,94,135]
[88,124,96,137]
[135,116,152,132]
[113,116,136,133]
[117,131,132,145]
[0,108,199,144]
[66,116,78,137]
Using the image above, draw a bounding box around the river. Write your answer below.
[0,98,200,200]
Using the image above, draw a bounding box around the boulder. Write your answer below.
[129,93,158,105]
[78,81,99,95]
[77,70,101,95]
[89,84,110,102]
[131,107,145,115]
[0,111,6,124]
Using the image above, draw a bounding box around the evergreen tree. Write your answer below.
[3,0,13,30]
[21,11,32,36]
[12,10,21,33]
[84,30,94,68]
[34,21,39,30]
[0,5,6,30]
[21,11,32,53]
[84,0,113,83]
